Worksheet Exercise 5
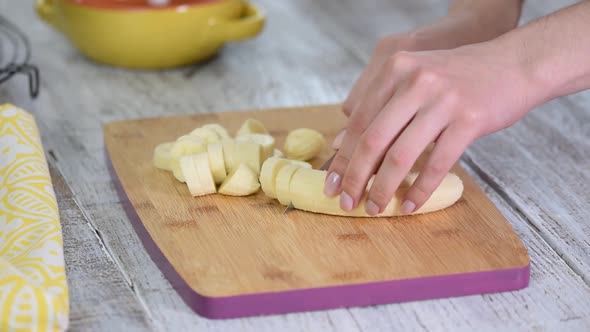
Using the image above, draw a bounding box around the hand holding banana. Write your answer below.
[325,44,532,216]
[326,0,590,216]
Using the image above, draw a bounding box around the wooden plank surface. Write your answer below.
[50,160,155,331]
[0,0,589,330]
[105,105,528,309]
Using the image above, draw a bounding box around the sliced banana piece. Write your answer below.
[288,160,312,169]
[273,149,284,158]
[189,127,221,144]
[202,123,230,139]
[153,142,174,170]
[207,143,227,184]
[221,138,236,173]
[236,118,268,136]
[180,153,216,196]
[260,157,291,198]
[170,135,207,159]
[289,168,464,217]
[236,134,275,161]
[275,164,302,206]
[284,128,325,161]
[234,140,263,174]
[171,159,185,183]
[218,163,260,196]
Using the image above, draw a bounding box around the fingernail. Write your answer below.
[366,200,380,216]
[401,200,416,214]
[332,130,346,150]
[340,192,354,211]
[324,172,342,196]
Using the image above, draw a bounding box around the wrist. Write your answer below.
[492,26,568,108]
[407,2,521,51]
[479,35,552,111]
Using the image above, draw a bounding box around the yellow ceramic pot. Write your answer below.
[35,0,265,69]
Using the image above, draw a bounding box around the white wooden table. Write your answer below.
[1,0,589,331]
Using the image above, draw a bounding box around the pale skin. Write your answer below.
[324,0,590,215]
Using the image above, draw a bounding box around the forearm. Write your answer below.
[409,0,523,50]
[493,1,590,105]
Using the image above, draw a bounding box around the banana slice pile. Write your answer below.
[152,119,312,197]
[153,119,464,216]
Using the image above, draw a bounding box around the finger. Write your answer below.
[325,53,417,197]
[365,106,448,215]
[332,129,346,150]
[401,124,474,214]
[338,84,428,211]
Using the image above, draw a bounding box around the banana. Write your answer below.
[180,153,216,197]
[260,157,291,198]
[260,157,313,198]
[207,143,227,184]
[236,134,275,161]
[275,164,302,206]
[236,118,268,136]
[153,142,174,170]
[234,140,263,174]
[170,135,207,159]
[189,127,222,144]
[284,128,325,161]
[221,138,236,172]
[273,149,284,158]
[288,168,464,217]
[218,163,260,196]
[171,159,185,183]
[288,160,312,169]
[202,123,230,139]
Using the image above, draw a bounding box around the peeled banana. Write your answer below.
[260,157,312,198]
[221,138,236,172]
[153,142,174,170]
[275,164,302,206]
[171,160,185,183]
[180,153,216,197]
[170,135,207,159]
[288,160,312,169]
[207,143,227,184]
[260,157,291,198]
[190,127,222,144]
[236,134,275,161]
[202,124,230,139]
[288,168,464,216]
[273,149,284,158]
[218,163,260,196]
[284,128,325,161]
[236,118,268,136]
[234,140,263,173]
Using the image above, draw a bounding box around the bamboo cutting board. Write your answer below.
[104,104,530,319]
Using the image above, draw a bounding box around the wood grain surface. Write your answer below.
[1,0,589,329]
[105,105,529,301]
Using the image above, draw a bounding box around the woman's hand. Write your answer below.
[325,43,538,215]
[343,34,420,118]
[335,0,524,150]
[333,34,420,149]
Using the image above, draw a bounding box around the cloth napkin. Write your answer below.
[0,104,69,331]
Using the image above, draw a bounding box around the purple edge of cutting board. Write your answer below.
[105,150,530,320]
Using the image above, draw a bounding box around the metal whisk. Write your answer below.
[0,16,40,98]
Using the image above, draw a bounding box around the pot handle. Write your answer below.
[211,2,265,42]
[35,0,59,28]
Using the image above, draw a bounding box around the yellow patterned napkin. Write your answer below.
[0,104,69,331]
